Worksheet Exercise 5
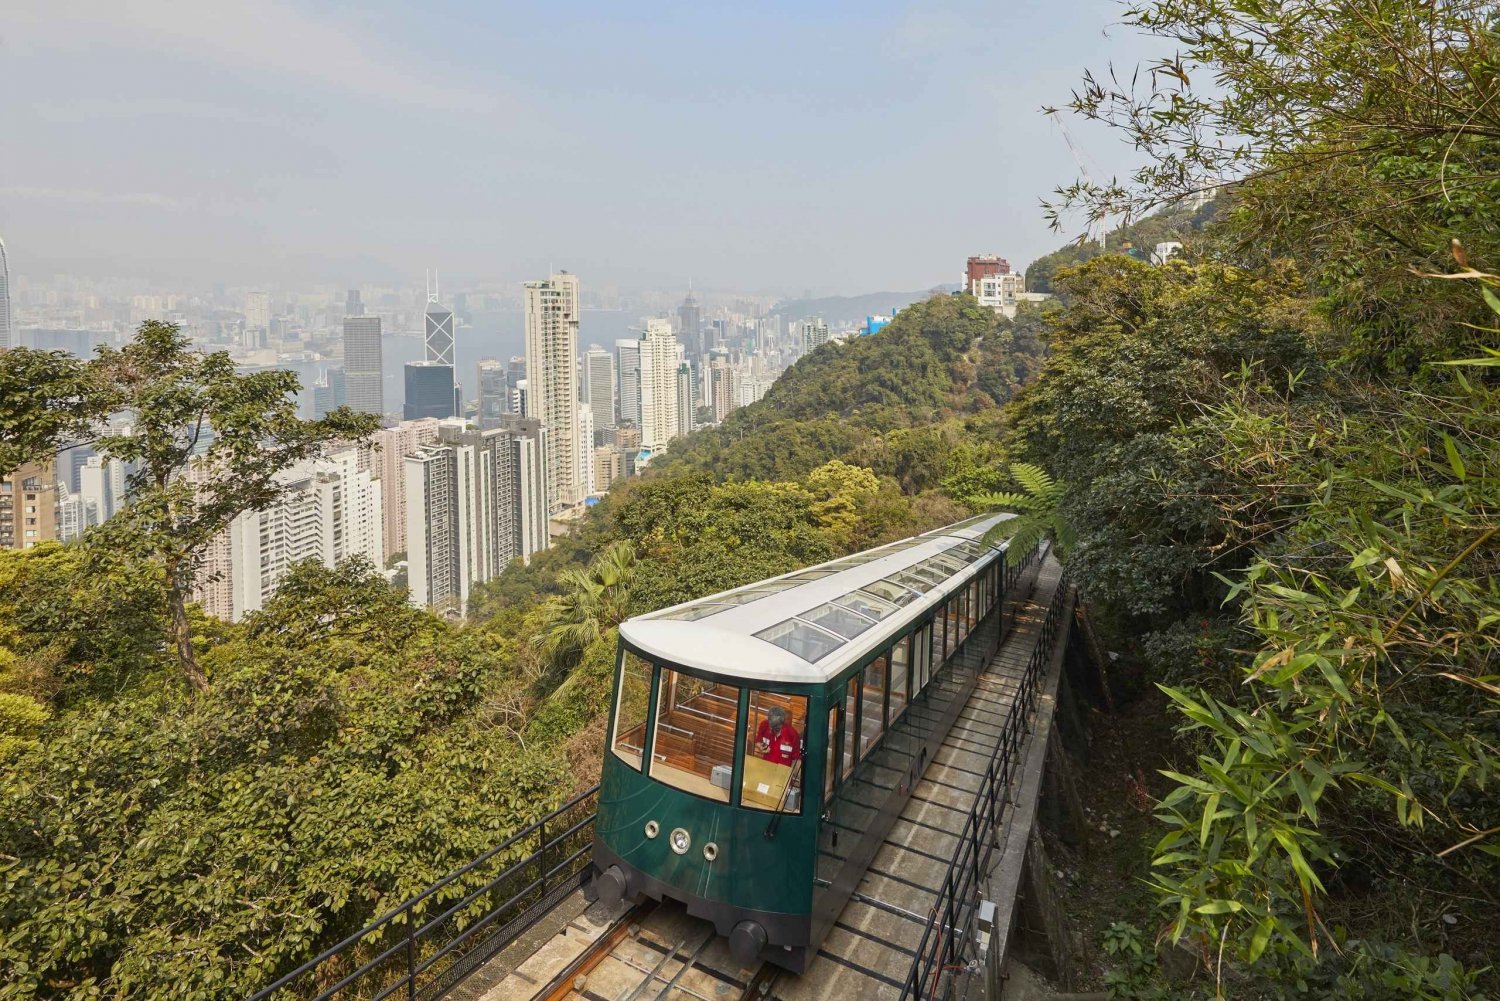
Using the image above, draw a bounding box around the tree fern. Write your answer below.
[977,462,1071,566]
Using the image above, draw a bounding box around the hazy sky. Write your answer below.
[2,0,1167,296]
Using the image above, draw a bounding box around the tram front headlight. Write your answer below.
[669,827,691,855]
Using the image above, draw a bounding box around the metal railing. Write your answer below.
[900,568,1070,1001]
[248,787,600,1001]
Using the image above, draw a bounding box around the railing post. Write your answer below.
[538,816,548,896]
[405,904,416,1001]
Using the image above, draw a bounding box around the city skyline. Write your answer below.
[1,0,1167,293]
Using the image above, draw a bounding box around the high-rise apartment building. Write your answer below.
[523,272,581,513]
[477,359,508,429]
[615,339,641,429]
[404,419,547,615]
[582,346,616,438]
[675,363,695,439]
[343,315,383,416]
[578,405,596,497]
[0,460,59,550]
[504,415,548,564]
[0,234,12,351]
[191,449,382,621]
[374,417,441,559]
[511,379,529,417]
[801,319,831,354]
[710,357,738,423]
[637,319,681,454]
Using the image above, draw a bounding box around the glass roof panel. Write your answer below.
[797,602,877,640]
[833,590,899,621]
[755,619,845,662]
[926,554,968,574]
[652,603,731,621]
[863,579,921,606]
[906,564,950,585]
[891,571,934,593]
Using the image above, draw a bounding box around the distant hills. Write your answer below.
[769,287,958,327]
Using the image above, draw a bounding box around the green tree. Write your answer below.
[73,321,378,691]
[0,347,113,476]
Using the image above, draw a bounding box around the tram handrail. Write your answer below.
[247,785,601,1001]
[900,563,1071,1001]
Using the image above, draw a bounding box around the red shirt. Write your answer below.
[755,720,802,765]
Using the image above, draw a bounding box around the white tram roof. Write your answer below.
[619,513,1016,684]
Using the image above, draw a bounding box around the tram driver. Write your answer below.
[754,706,802,766]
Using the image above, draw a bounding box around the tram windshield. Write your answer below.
[648,668,742,803]
[743,690,808,813]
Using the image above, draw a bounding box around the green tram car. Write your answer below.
[588,514,1042,972]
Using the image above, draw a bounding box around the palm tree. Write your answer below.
[974,462,1074,566]
[534,542,638,666]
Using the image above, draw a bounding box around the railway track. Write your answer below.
[536,900,779,1001]
[472,559,1064,1001]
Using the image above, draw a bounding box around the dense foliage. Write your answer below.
[1018,2,1500,996]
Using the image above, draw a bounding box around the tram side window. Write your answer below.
[611,650,653,769]
[935,602,950,664]
[843,678,858,779]
[743,690,808,813]
[861,654,887,754]
[890,634,910,722]
[648,669,741,803]
[824,706,838,802]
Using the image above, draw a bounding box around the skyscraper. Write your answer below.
[416,280,460,418]
[346,289,364,316]
[677,288,702,357]
[424,281,456,365]
[615,338,641,429]
[343,314,383,416]
[638,319,681,454]
[582,346,616,438]
[523,272,581,513]
[675,362,695,439]
[312,367,347,419]
[0,234,12,352]
[503,415,548,563]
[404,361,459,420]
[245,291,271,345]
[404,419,547,615]
[477,359,508,430]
